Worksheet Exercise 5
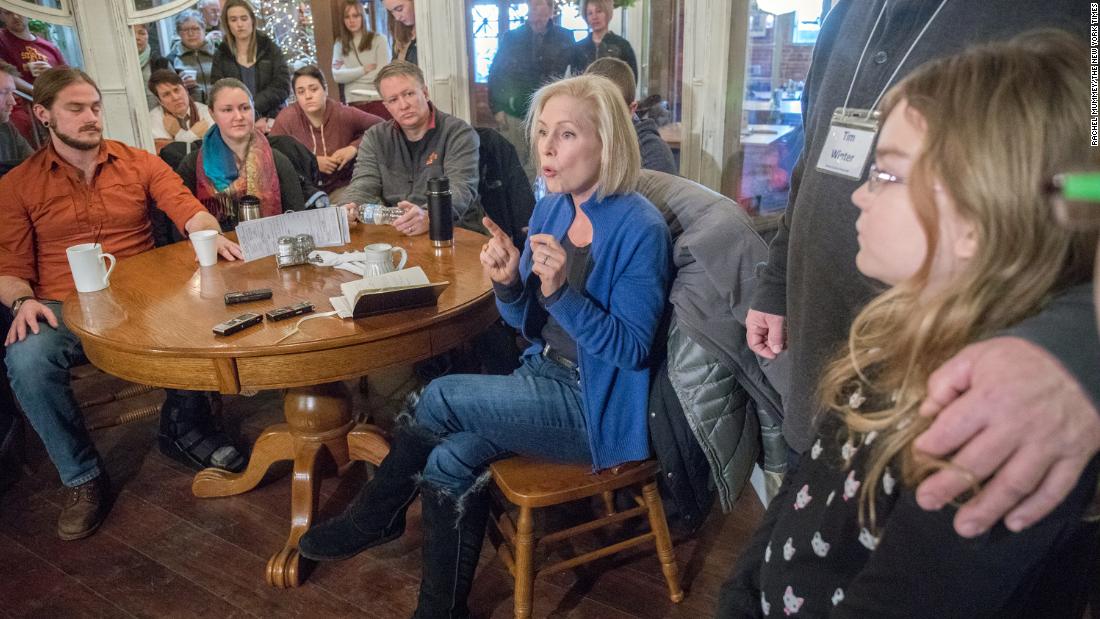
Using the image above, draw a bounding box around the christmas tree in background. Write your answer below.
[259,0,316,69]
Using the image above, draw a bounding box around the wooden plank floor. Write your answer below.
[0,371,765,618]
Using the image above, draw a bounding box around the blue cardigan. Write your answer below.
[496,191,672,470]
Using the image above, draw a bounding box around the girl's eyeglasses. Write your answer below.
[866,163,906,193]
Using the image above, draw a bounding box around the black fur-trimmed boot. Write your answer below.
[412,480,492,619]
[299,421,440,562]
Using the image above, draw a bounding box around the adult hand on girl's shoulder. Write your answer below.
[913,337,1100,537]
[529,233,567,298]
[480,217,519,286]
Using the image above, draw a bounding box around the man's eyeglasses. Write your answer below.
[866,163,906,193]
[1050,172,1100,231]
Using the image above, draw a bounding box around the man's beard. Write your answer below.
[53,125,101,151]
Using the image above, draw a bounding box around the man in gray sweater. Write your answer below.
[340,61,482,236]
[746,1,1099,538]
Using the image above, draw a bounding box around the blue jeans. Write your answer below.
[415,353,592,496]
[5,302,102,487]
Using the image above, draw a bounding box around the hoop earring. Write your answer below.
[42,120,49,128]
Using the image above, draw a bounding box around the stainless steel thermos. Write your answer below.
[238,195,262,222]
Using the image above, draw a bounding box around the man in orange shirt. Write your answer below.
[0,67,245,541]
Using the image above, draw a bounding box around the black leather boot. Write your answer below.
[299,421,440,562]
[412,481,491,619]
[57,471,111,541]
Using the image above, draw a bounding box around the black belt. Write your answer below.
[541,343,578,371]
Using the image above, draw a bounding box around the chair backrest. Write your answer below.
[152,141,210,246]
[476,126,535,249]
[634,169,785,404]
[267,134,323,198]
[158,140,198,172]
[635,170,787,509]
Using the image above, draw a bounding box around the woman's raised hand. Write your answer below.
[529,233,566,297]
[480,216,520,286]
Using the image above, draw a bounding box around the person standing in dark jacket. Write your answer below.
[586,57,676,175]
[487,0,574,180]
[210,0,290,133]
[570,0,637,78]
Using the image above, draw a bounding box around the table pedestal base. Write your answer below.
[191,381,390,588]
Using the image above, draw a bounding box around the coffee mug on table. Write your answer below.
[363,242,407,277]
[66,243,116,293]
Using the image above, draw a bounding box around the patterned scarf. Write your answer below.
[196,125,282,220]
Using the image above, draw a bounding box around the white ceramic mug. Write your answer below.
[363,242,407,277]
[66,243,116,293]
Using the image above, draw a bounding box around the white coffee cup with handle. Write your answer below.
[363,242,407,277]
[66,243,116,293]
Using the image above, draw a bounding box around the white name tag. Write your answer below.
[815,108,880,180]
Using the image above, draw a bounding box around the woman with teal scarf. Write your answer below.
[176,78,306,224]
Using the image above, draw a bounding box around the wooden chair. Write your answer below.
[488,456,684,618]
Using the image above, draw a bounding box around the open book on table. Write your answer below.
[329,266,449,319]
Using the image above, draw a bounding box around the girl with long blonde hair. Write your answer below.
[721,31,1098,617]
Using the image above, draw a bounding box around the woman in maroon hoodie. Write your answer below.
[270,65,382,202]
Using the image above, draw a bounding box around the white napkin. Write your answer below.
[309,250,366,276]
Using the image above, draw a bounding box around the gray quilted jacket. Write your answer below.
[637,171,790,510]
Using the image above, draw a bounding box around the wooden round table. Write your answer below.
[63,226,496,588]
